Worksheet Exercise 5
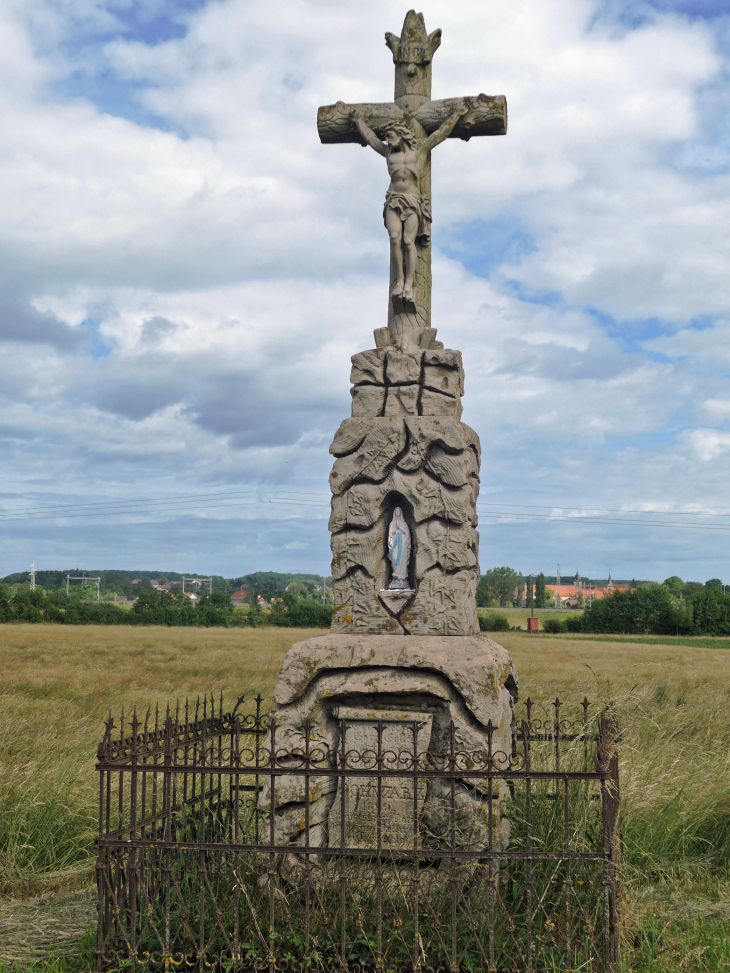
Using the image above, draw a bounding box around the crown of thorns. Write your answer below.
[382,122,416,146]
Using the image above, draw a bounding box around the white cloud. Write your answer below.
[0,0,728,578]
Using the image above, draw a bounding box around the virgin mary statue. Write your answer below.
[387,507,412,590]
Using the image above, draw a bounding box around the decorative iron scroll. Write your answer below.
[95,694,619,972]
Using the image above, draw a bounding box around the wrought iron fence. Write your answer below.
[95,694,619,972]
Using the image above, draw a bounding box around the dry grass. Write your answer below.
[1,625,729,970]
[0,625,296,903]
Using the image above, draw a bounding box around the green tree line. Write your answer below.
[477,569,550,608]
[0,587,333,628]
[538,578,730,636]
[581,579,730,636]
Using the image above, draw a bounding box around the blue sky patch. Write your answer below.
[585,307,683,357]
[72,0,209,47]
[599,425,687,451]
[439,217,537,279]
[109,1,208,45]
[80,318,113,360]
[43,0,214,131]
[599,0,730,27]
[55,70,181,132]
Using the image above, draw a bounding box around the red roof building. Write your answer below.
[519,571,632,606]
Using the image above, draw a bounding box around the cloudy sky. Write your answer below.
[1,0,730,582]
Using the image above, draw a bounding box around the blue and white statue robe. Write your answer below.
[387,507,411,589]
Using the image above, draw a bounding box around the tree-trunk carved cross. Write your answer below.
[317,10,507,352]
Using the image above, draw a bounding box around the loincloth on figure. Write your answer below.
[383,191,432,246]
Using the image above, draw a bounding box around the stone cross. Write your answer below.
[317,10,507,352]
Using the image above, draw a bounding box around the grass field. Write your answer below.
[0,624,729,971]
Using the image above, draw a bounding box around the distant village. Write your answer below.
[84,570,628,609]
[0,569,331,606]
[529,571,632,609]
[1,567,657,612]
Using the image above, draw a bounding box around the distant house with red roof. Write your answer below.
[230,583,248,605]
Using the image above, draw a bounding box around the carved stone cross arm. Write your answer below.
[317,94,507,145]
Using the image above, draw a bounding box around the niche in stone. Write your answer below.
[379,494,416,617]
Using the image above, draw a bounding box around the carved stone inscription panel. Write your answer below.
[328,706,433,850]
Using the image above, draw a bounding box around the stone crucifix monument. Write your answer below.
[318,11,507,351]
[266,11,518,868]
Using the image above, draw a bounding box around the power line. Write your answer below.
[477,501,730,519]
[271,492,730,520]
[0,493,255,524]
[0,502,254,524]
[5,486,730,533]
[269,499,329,507]
[475,510,730,532]
[267,496,730,532]
[0,490,255,519]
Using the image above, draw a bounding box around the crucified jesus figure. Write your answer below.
[351,104,468,304]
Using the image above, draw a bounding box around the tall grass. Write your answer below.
[1,625,729,970]
[0,701,97,897]
[496,632,730,972]
[0,625,294,898]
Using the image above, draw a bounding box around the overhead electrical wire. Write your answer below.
[267,495,730,532]
[270,491,730,519]
[3,487,730,532]
[477,501,730,519]
[473,510,730,532]
[0,491,255,523]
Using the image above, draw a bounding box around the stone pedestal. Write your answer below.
[264,634,518,859]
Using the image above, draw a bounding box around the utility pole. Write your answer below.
[556,563,561,610]
[182,577,213,595]
[29,561,36,591]
[66,573,101,600]
[527,573,539,632]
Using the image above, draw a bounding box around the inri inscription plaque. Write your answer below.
[328,706,433,850]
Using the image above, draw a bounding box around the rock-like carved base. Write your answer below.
[262,634,519,869]
[329,412,480,635]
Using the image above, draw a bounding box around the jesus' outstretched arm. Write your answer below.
[350,112,388,157]
[421,102,469,155]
